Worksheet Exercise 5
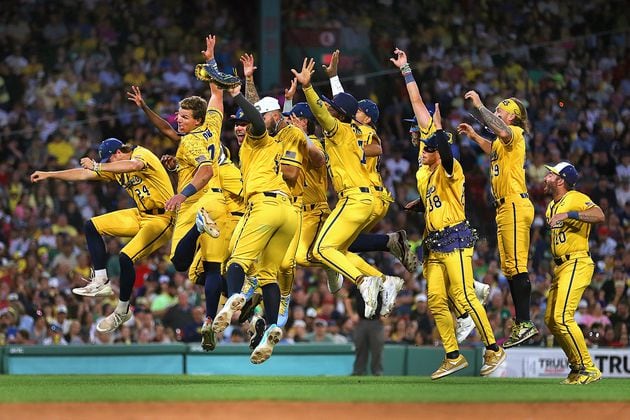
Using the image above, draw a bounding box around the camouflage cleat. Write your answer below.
[201,319,216,351]
[503,320,538,349]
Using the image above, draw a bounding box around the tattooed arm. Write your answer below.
[464,90,512,144]
[240,53,260,103]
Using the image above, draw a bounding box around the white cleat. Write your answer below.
[72,279,113,297]
[358,276,382,318]
[474,280,490,305]
[196,207,220,238]
[456,315,476,343]
[250,324,283,364]
[380,276,404,316]
[325,267,343,294]
[96,310,132,333]
[212,293,245,334]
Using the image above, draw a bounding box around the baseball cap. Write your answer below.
[98,138,124,163]
[254,97,281,114]
[357,99,379,123]
[321,92,358,119]
[229,107,249,124]
[282,102,314,120]
[415,293,428,303]
[544,161,579,187]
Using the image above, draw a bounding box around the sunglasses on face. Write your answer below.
[424,146,437,153]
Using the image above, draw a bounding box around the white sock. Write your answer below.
[116,300,130,314]
[94,269,108,284]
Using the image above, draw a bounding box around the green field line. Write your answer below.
[1,376,629,403]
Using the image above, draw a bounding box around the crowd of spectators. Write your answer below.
[0,0,628,353]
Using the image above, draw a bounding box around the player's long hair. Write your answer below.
[509,97,530,134]
[180,96,208,122]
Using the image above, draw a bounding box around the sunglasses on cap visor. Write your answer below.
[423,146,438,153]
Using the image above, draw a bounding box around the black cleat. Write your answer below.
[248,316,267,350]
[238,292,262,324]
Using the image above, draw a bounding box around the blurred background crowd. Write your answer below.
[0,0,628,351]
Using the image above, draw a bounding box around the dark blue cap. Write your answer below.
[321,92,358,119]
[403,116,419,132]
[544,162,579,187]
[98,138,124,163]
[229,108,249,124]
[420,131,454,149]
[358,99,379,123]
[282,102,314,120]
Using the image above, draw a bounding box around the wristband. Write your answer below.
[567,211,579,220]
[181,183,197,198]
[404,72,415,84]
[400,63,412,75]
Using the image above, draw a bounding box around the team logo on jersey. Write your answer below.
[120,174,142,189]
[426,185,436,198]
[490,151,498,161]
[202,129,213,140]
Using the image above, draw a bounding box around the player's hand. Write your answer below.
[433,103,442,129]
[80,157,96,171]
[322,49,340,78]
[30,171,48,183]
[404,198,425,213]
[390,48,408,68]
[457,123,476,137]
[165,194,186,211]
[464,90,483,109]
[201,34,216,61]
[284,78,297,100]
[160,154,178,171]
[127,86,145,108]
[226,83,241,97]
[548,212,568,228]
[291,58,315,87]
[240,53,257,78]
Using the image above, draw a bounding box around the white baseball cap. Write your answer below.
[254,97,280,114]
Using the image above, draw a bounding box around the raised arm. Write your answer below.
[292,58,336,133]
[323,49,344,96]
[240,53,260,103]
[201,34,224,114]
[127,86,181,142]
[464,90,512,144]
[390,48,431,131]
[433,104,454,176]
[283,78,297,113]
[457,122,492,154]
[228,85,266,137]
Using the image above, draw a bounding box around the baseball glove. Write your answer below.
[194,63,241,89]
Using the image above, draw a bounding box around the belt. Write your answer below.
[262,191,288,198]
[554,251,591,266]
[338,186,371,198]
[292,196,301,203]
[231,211,244,217]
[374,186,384,192]
[303,203,317,211]
[142,208,166,215]
[494,193,528,207]
[211,188,223,193]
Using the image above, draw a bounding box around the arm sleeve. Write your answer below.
[436,130,454,175]
[303,85,337,134]
[234,93,266,137]
[282,98,293,113]
[329,76,344,96]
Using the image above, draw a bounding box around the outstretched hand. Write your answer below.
[291,58,315,87]
[127,86,145,108]
[390,48,408,68]
[322,49,340,78]
[240,53,257,78]
[30,171,48,183]
[284,78,297,100]
[201,34,217,61]
[464,90,483,109]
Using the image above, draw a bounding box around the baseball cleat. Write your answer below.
[387,230,418,272]
[455,315,476,343]
[480,347,506,376]
[277,294,291,328]
[561,365,583,384]
[503,320,538,348]
[201,319,216,351]
[473,280,490,305]
[96,310,132,333]
[573,366,602,385]
[380,276,404,316]
[73,274,114,297]
[358,276,382,318]
[325,267,343,294]
[238,292,262,324]
[431,355,468,380]
[248,315,267,350]
[212,293,245,334]
[196,207,220,238]
[250,324,283,364]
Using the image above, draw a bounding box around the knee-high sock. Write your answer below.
[171,226,200,272]
[511,272,532,323]
[84,220,107,270]
[203,261,223,319]
[262,283,281,325]
[225,262,245,296]
[118,252,135,303]
[348,233,388,253]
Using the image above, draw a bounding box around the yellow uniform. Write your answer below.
[93,146,174,262]
[544,190,598,371]
[227,128,298,286]
[417,158,496,353]
[171,108,229,264]
[490,126,534,277]
[295,136,331,267]
[305,86,376,282]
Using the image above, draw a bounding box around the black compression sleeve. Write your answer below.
[233,93,266,136]
[436,130,453,175]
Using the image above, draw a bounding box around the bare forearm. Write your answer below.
[573,206,605,224]
[48,168,98,181]
[477,106,511,141]
[307,144,325,168]
[469,131,492,154]
[189,165,213,191]
[363,143,382,157]
[101,160,144,173]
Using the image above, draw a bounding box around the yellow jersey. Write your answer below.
[304,86,371,193]
[98,146,174,212]
[545,190,597,257]
[490,125,527,199]
[303,136,328,205]
[276,123,306,199]
[239,128,290,200]
[416,158,466,232]
[218,149,246,215]
[175,108,223,200]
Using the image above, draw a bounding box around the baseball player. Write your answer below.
[212,84,298,364]
[543,162,604,384]
[292,58,403,319]
[458,90,537,348]
[391,50,505,379]
[30,138,174,332]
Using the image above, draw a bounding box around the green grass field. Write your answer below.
[1,376,629,403]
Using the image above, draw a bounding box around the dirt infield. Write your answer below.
[1,402,629,420]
